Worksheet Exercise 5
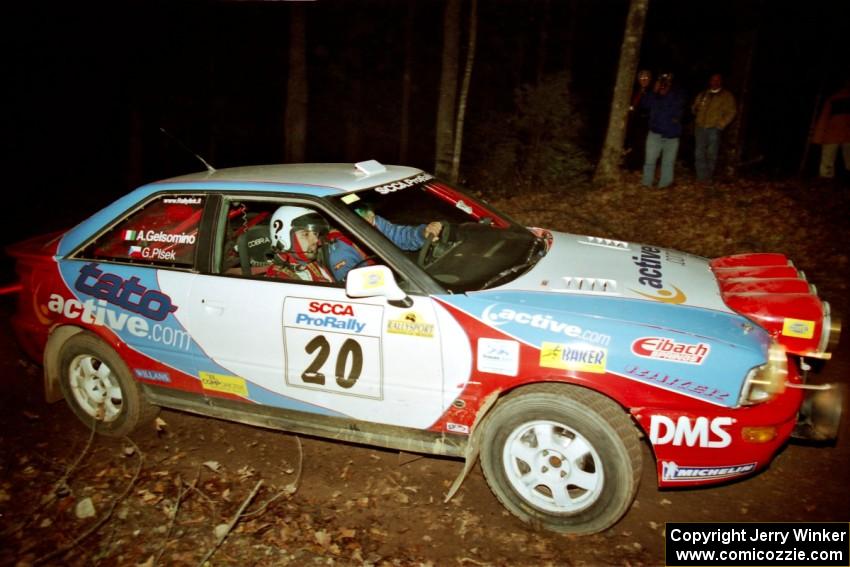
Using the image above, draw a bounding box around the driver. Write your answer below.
[326,205,442,281]
[266,206,334,282]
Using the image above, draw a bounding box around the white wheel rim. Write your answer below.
[68,354,123,422]
[502,419,604,514]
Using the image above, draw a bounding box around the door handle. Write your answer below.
[201,299,226,315]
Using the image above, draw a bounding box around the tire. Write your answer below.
[58,333,159,437]
[480,383,642,534]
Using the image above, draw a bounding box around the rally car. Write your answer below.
[6,160,844,534]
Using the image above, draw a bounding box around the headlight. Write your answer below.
[739,342,788,405]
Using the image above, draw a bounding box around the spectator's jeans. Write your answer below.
[819,143,850,178]
[642,132,679,188]
[694,127,721,181]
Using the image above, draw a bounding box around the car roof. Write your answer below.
[57,162,425,256]
[156,162,424,194]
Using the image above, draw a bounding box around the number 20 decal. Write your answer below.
[301,335,363,389]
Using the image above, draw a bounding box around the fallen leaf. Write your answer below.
[75,497,96,519]
[203,460,222,473]
[214,523,230,539]
[314,529,332,548]
[155,417,168,432]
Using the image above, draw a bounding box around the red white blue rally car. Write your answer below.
[7,161,844,534]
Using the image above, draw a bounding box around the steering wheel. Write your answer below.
[417,220,451,268]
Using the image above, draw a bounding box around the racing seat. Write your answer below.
[236,224,274,276]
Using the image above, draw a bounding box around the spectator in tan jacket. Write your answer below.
[692,73,737,183]
[813,80,850,179]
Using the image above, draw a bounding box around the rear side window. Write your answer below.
[77,195,205,268]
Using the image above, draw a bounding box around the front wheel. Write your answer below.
[480,384,641,534]
[58,333,158,437]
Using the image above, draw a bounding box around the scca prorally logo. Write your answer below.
[123,229,196,245]
[649,415,733,448]
[481,304,611,346]
[632,337,710,364]
[661,461,756,482]
[308,301,355,316]
[630,245,687,304]
[74,263,177,321]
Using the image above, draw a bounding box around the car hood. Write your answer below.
[498,231,732,313]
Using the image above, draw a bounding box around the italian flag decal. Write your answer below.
[124,230,138,241]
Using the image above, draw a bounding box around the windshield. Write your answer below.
[334,174,546,292]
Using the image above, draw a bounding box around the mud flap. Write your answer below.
[444,392,500,503]
[792,382,846,441]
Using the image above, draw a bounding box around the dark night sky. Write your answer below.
[2,0,849,250]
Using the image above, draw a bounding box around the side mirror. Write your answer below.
[345,265,413,308]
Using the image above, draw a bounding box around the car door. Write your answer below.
[66,193,206,391]
[180,196,448,430]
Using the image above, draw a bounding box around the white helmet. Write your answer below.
[270,206,329,251]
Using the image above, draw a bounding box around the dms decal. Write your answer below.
[630,246,687,304]
[632,337,710,365]
[782,318,815,339]
[624,365,730,403]
[74,263,177,321]
[540,342,607,373]
[661,461,756,482]
[123,229,196,245]
[199,372,249,397]
[387,311,435,338]
[477,338,519,376]
[446,422,470,434]
[482,304,611,346]
[133,369,171,383]
[46,294,191,351]
[649,415,733,448]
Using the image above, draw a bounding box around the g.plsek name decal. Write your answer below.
[74,263,177,321]
[632,337,710,365]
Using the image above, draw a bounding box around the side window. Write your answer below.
[78,195,204,268]
[217,199,391,286]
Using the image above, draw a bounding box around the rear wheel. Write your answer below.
[58,333,158,437]
[480,383,641,534]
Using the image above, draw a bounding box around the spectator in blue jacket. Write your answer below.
[640,72,686,188]
[327,206,442,281]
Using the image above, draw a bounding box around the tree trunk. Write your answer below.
[450,0,478,184]
[399,2,415,163]
[593,0,649,186]
[534,0,550,85]
[434,0,461,178]
[723,2,760,178]
[284,4,308,163]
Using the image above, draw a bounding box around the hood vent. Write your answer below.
[579,236,630,250]
[559,276,619,294]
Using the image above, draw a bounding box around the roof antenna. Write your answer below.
[159,127,216,173]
